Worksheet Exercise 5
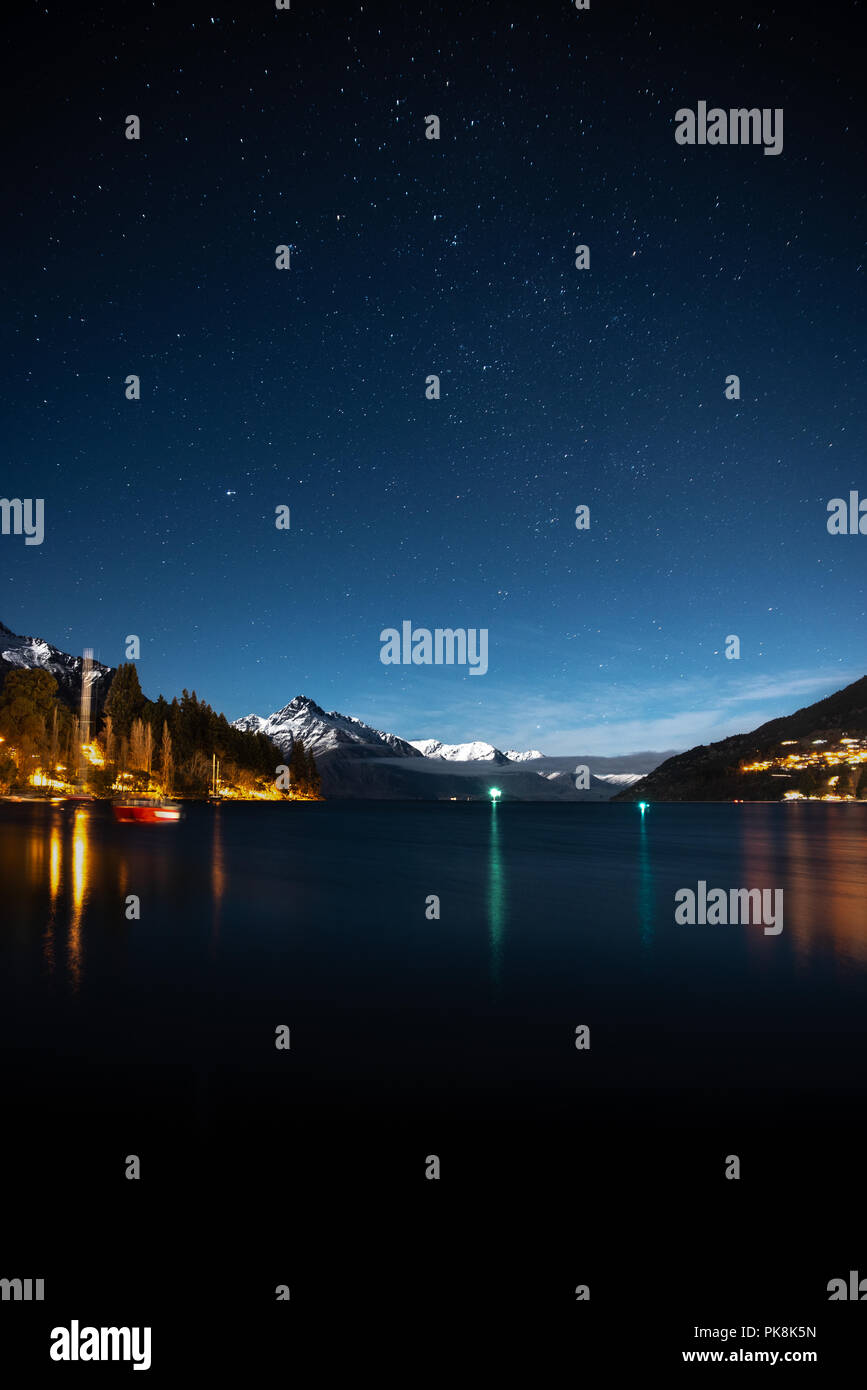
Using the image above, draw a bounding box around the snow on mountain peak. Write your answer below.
[0,620,112,704]
[409,739,545,763]
[409,739,506,762]
[231,697,421,759]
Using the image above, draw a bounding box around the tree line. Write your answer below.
[0,663,321,799]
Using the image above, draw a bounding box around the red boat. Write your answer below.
[113,798,182,823]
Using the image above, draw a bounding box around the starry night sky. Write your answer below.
[3,0,865,753]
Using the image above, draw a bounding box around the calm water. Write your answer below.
[2,800,866,1337]
[3,798,866,1123]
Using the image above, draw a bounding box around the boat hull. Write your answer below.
[113,804,181,823]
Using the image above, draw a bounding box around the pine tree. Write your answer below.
[104,663,146,740]
[160,721,174,796]
[67,716,80,773]
[289,737,308,795]
[149,694,170,744]
[0,668,58,767]
[101,714,115,765]
[129,717,148,771]
[305,746,321,797]
[49,705,60,773]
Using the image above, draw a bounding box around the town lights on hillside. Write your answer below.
[489,787,502,802]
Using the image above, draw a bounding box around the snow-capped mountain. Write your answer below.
[0,620,113,711]
[409,738,508,763]
[408,739,546,763]
[234,698,671,800]
[235,709,547,772]
[0,616,672,801]
[234,696,422,760]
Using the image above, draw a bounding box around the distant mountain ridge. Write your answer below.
[234,707,548,768]
[0,620,114,713]
[614,674,867,802]
[234,695,422,760]
[408,739,544,764]
[0,619,672,801]
[234,696,671,800]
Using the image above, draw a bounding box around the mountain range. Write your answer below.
[15,617,864,804]
[232,695,664,799]
[0,621,112,714]
[614,674,867,801]
[0,617,666,799]
[408,738,544,763]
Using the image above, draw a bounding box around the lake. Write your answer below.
[2,799,865,1354]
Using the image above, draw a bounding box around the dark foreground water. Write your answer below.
[2,800,866,1366]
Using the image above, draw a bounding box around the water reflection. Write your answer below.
[1,801,865,1022]
[740,804,777,963]
[821,810,867,965]
[779,806,821,968]
[782,805,867,967]
[211,805,225,955]
[637,812,654,949]
[28,807,93,990]
[488,803,505,988]
[67,808,91,990]
[43,818,62,973]
[49,822,61,904]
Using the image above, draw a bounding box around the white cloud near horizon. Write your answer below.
[362,666,863,756]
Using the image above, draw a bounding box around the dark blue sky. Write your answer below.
[3,0,865,752]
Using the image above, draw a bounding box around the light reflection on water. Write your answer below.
[211,803,225,956]
[0,800,865,1114]
[32,808,92,990]
[637,810,654,949]
[68,809,89,990]
[1,799,866,999]
[44,819,62,973]
[488,802,505,988]
[736,801,867,968]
